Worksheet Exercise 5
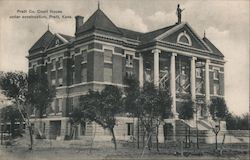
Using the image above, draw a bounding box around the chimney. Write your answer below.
[75,15,84,33]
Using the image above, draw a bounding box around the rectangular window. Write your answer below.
[58,98,63,112]
[52,59,56,71]
[58,57,63,69]
[68,97,74,113]
[214,69,219,80]
[127,123,134,136]
[81,50,87,63]
[104,67,112,82]
[51,71,56,86]
[81,67,87,82]
[72,55,75,67]
[181,66,187,75]
[196,68,202,78]
[104,49,113,62]
[45,62,48,75]
[214,83,220,95]
[126,54,133,67]
[80,122,86,136]
[58,78,63,86]
[72,68,75,84]
[126,71,134,77]
[51,79,56,86]
[32,64,37,72]
[55,99,59,113]
[51,100,56,113]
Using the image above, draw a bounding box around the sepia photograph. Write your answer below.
[0,0,249,159]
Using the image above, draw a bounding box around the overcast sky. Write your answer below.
[0,0,249,115]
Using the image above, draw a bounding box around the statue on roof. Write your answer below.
[177,4,185,24]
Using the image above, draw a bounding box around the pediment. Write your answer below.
[156,23,211,52]
[47,34,68,49]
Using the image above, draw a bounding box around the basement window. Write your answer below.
[127,123,134,136]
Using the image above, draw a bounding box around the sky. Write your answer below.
[0,0,249,115]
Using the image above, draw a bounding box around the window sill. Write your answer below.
[104,60,112,64]
[126,65,133,68]
[81,61,87,64]
[58,67,63,70]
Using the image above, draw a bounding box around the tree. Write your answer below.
[1,105,24,138]
[136,82,172,151]
[226,113,249,130]
[209,97,229,150]
[209,97,229,120]
[79,85,123,150]
[178,100,194,148]
[0,71,55,150]
[124,75,140,148]
[26,70,55,118]
[26,70,55,137]
[179,100,194,120]
[0,71,33,149]
[68,107,85,139]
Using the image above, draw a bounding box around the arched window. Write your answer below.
[55,39,60,46]
[177,31,192,46]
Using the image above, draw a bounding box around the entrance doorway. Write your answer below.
[49,121,61,139]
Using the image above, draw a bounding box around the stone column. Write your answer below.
[139,53,144,87]
[170,53,177,118]
[191,57,197,101]
[205,59,210,102]
[152,49,160,87]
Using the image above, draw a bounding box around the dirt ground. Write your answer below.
[0,136,249,160]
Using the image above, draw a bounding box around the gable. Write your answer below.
[47,34,68,49]
[156,23,211,52]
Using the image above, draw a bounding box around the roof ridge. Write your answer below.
[118,27,143,34]
[144,24,177,35]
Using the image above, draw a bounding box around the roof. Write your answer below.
[118,27,143,40]
[29,9,224,59]
[203,37,224,57]
[139,24,177,43]
[29,30,54,53]
[77,8,122,35]
[58,33,74,41]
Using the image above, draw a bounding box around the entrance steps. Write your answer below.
[176,119,249,144]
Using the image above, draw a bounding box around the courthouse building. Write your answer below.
[27,5,225,142]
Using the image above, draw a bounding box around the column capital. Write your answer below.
[172,53,177,57]
[192,57,197,61]
[152,49,161,54]
[206,59,210,63]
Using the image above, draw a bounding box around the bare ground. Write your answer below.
[0,136,249,160]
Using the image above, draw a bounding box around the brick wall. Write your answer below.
[113,54,123,84]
